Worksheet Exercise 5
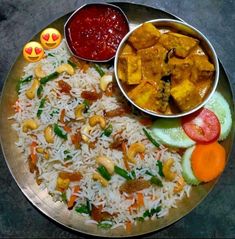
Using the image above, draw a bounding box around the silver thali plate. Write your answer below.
[0,2,234,237]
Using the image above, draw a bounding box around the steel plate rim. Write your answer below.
[0,2,234,237]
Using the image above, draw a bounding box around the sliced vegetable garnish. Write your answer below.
[205,91,232,141]
[47,53,55,57]
[150,176,163,187]
[40,72,59,85]
[93,63,105,77]
[54,124,68,139]
[181,108,220,144]
[143,206,161,218]
[37,84,44,98]
[16,75,33,93]
[182,146,201,185]
[114,166,131,180]
[36,98,46,117]
[191,142,226,182]
[151,118,195,148]
[156,161,164,177]
[143,128,160,147]
[98,221,113,229]
[102,124,113,137]
[97,165,111,181]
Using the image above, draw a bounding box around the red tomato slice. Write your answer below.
[181,108,220,144]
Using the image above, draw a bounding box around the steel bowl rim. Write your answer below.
[64,2,130,63]
[114,18,220,118]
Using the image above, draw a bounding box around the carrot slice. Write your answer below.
[121,142,130,171]
[67,185,80,209]
[125,221,132,233]
[60,109,66,124]
[191,142,226,182]
[137,192,144,208]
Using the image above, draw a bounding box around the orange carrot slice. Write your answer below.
[67,185,80,209]
[137,192,144,208]
[191,142,226,182]
[125,221,132,233]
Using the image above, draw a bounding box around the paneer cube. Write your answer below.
[120,43,136,56]
[159,32,198,58]
[118,55,142,84]
[168,57,193,85]
[128,23,161,50]
[137,44,167,81]
[192,55,215,81]
[171,79,201,111]
[118,56,128,82]
[128,80,157,108]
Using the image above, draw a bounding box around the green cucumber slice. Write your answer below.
[151,118,195,148]
[182,146,201,185]
[205,92,232,141]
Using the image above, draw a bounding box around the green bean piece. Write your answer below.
[97,165,111,181]
[40,72,59,85]
[36,98,46,118]
[114,166,131,180]
[54,124,67,140]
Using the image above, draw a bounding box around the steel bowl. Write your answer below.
[114,19,220,118]
[64,3,130,63]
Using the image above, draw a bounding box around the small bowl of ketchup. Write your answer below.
[64,3,130,62]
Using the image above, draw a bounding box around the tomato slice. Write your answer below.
[181,108,220,144]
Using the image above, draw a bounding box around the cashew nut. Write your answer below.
[127,142,145,164]
[96,156,115,174]
[74,104,85,120]
[81,125,92,142]
[36,147,50,159]
[22,119,38,132]
[25,79,40,99]
[44,125,54,143]
[100,74,113,91]
[92,171,108,187]
[89,115,106,129]
[163,158,177,181]
[173,176,185,193]
[56,63,75,75]
[56,177,70,191]
[34,64,46,78]
[36,147,44,153]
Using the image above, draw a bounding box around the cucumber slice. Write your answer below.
[182,146,201,185]
[151,118,195,148]
[205,92,232,141]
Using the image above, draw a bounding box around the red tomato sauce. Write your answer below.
[65,4,129,61]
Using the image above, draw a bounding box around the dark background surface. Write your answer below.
[0,0,234,238]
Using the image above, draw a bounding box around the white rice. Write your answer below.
[10,40,191,229]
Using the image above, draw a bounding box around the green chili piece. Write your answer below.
[102,124,113,137]
[61,192,67,203]
[47,53,55,57]
[114,166,131,180]
[97,165,111,181]
[54,124,67,140]
[75,204,90,214]
[67,59,77,68]
[143,206,162,218]
[93,63,105,77]
[143,128,160,147]
[98,221,113,229]
[156,161,164,177]
[150,176,163,187]
[40,72,59,85]
[37,84,44,98]
[36,98,47,117]
[16,75,33,93]
[83,100,90,113]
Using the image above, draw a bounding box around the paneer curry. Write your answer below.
[117,22,215,114]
